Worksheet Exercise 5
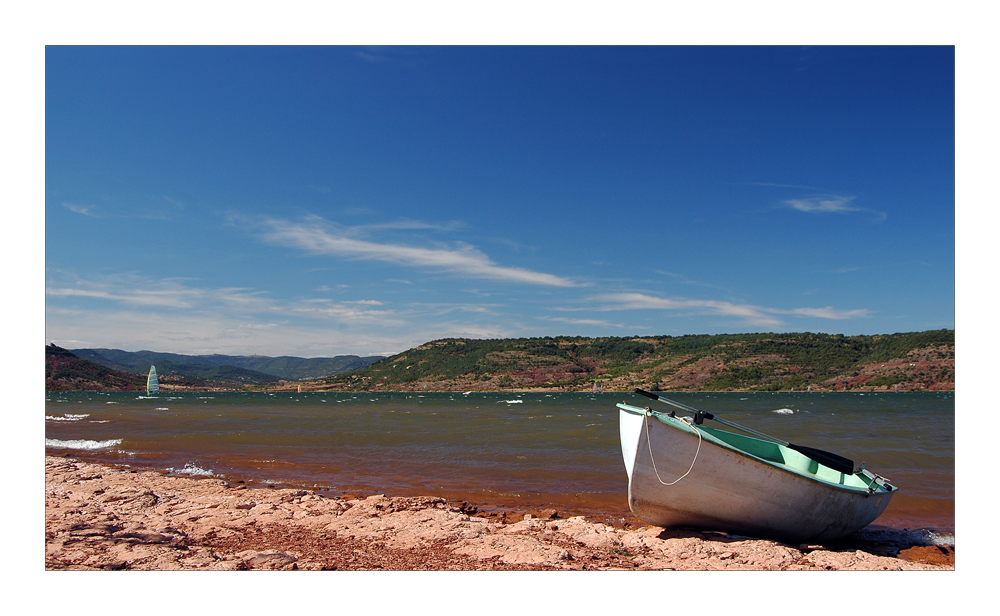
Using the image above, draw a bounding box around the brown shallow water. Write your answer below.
[45,390,954,541]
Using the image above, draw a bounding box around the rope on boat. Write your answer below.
[644,410,702,486]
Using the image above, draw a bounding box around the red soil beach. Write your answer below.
[45,455,952,571]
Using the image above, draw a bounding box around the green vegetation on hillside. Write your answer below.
[48,330,955,393]
[319,330,955,393]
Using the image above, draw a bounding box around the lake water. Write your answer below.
[45,390,954,538]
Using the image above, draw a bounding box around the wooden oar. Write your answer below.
[633,388,856,475]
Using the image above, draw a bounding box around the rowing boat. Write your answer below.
[618,399,897,543]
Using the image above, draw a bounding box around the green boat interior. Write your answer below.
[618,403,893,494]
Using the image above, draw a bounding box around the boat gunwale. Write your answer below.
[617,402,892,495]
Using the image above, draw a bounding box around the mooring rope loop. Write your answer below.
[644,411,702,486]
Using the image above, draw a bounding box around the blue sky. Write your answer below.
[44,46,955,358]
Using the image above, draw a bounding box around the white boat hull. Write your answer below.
[619,405,894,543]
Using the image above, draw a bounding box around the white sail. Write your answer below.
[146,365,159,395]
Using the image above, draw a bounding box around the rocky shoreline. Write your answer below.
[45,455,954,571]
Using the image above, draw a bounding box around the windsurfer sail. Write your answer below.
[146,365,159,395]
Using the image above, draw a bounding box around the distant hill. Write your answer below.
[47,345,284,390]
[70,348,384,382]
[46,344,146,391]
[316,330,955,393]
[54,331,955,393]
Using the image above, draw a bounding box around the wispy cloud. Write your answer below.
[62,202,97,217]
[746,182,825,191]
[783,195,861,214]
[780,306,872,320]
[360,219,465,233]
[44,273,427,355]
[649,269,731,292]
[163,196,185,209]
[351,47,424,67]
[409,302,503,317]
[46,280,205,308]
[45,275,404,326]
[60,198,180,220]
[538,315,634,328]
[44,305,423,357]
[587,293,784,327]
[585,292,870,327]
[290,298,401,324]
[355,50,390,64]
[258,217,580,287]
[782,194,887,222]
[45,281,283,316]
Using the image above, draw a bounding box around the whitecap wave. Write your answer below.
[45,414,90,422]
[772,408,795,415]
[166,463,215,477]
[46,438,122,450]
